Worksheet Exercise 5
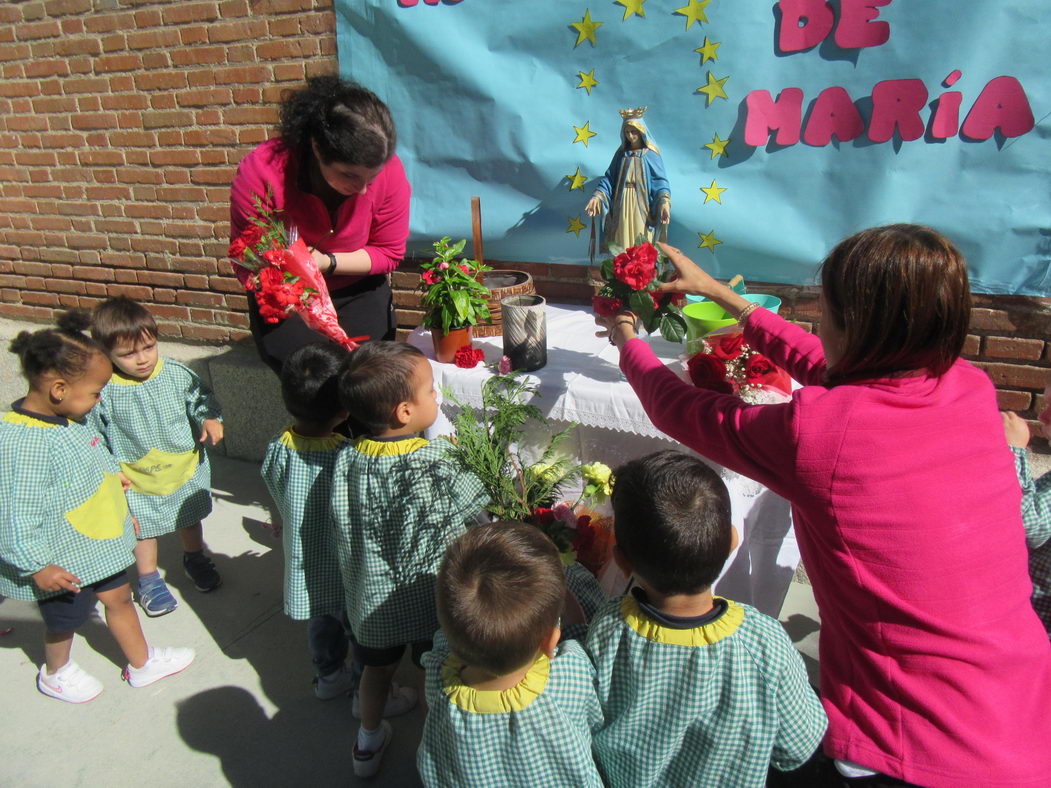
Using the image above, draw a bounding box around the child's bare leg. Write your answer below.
[133,537,158,576]
[96,583,148,669]
[359,663,399,730]
[43,630,74,674]
[178,522,204,553]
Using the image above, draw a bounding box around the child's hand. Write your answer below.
[131,515,141,537]
[1002,411,1031,449]
[118,472,132,492]
[200,418,224,446]
[33,564,82,594]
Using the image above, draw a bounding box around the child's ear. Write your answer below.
[49,378,68,403]
[729,525,740,552]
[392,400,413,427]
[612,543,633,576]
[540,626,560,659]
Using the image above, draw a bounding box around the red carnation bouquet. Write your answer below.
[228,191,365,351]
[591,241,687,342]
[684,331,792,404]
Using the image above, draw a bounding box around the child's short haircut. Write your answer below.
[437,522,565,676]
[612,451,732,596]
[339,341,425,436]
[91,296,157,352]
[8,309,103,385]
[280,342,350,423]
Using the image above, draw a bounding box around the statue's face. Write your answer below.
[624,127,643,149]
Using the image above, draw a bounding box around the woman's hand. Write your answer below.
[585,195,603,218]
[655,242,753,319]
[1002,411,1031,449]
[594,310,639,349]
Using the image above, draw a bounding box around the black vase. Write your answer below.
[501,295,547,372]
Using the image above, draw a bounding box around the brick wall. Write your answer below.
[2,0,1050,434]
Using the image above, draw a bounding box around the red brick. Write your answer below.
[22,290,60,307]
[54,38,102,57]
[85,13,134,34]
[130,237,179,254]
[997,390,1033,412]
[71,112,119,130]
[133,71,188,91]
[132,8,163,27]
[974,362,1051,390]
[150,304,191,321]
[46,279,86,295]
[211,65,272,85]
[171,46,226,67]
[15,20,61,40]
[984,336,1045,361]
[43,0,92,15]
[161,2,220,25]
[255,38,319,60]
[208,19,268,42]
[106,284,152,300]
[137,270,184,287]
[970,308,1017,332]
[114,269,137,284]
[301,12,335,35]
[181,324,230,342]
[126,29,182,51]
[175,88,232,107]
[148,149,202,166]
[219,0,250,17]
[99,252,146,268]
[0,303,53,321]
[95,54,142,74]
[253,0,314,13]
[12,261,51,276]
[176,290,224,307]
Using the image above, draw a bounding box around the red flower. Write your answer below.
[744,353,791,393]
[422,270,439,286]
[710,332,746,361]
[572,515,615,576]
[228,236,247,260]
[613,243,658,290]
[258,266,285,290]
[592,295,623,317]
[241,223,264,251]
[532,507,555,525]
[453,345,485,369]
[459,264,471,274]
[687,353,734,394]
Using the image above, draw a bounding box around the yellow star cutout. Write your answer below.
[571,10,603,47]
[615,0,646,20]
[566,216,586,236]
[577,69,599,95]
[573,121,597,147]
[565,168,588,191]
[675,0,711,30]
[695,37,720,64]
[698,230,722,253]
[700,180,726,204]
[704,133,729,159]
[697,71,729,106]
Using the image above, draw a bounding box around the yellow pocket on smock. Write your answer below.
[120,447,199,496]
[64,472,129,540]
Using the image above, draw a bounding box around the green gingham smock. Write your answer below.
[261,427,346,620]
[563,561,606,642]
[417,631,604,788]
[90,358,220,539]
[331,436,488,649]
[1012,446,1051,636]
[0,404,136,601]
[585,594,827,787]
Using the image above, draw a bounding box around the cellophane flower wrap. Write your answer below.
[684,331,792,404]
[591,241,688,342]
[228,191,364,351]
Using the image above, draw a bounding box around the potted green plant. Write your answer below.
[418,237,492,362]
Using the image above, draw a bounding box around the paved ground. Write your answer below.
[0,453,821,788]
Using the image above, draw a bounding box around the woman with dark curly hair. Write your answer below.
[229,76,410,374]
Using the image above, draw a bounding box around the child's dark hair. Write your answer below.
[280,342,351,424]
[90,296,158,352]
[437,522,565,676]
[339,341,425,435]
[612,451,732,595]
[8,309,104,385]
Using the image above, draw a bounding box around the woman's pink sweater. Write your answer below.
[621,308,1051,787]
[229,138,410,289]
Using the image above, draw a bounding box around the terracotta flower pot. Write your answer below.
[431,326,472,363]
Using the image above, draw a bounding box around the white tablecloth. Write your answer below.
[408,303,799,617]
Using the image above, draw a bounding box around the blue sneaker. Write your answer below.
[137,575,177,617]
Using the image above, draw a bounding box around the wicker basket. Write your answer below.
[473,270,536,337]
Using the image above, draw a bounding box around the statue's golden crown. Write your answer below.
[618,106,647,120]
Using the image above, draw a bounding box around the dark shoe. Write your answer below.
[183,551,222,592]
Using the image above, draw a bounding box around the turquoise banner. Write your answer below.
[337,0,1049,294]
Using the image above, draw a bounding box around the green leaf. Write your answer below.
[660,311,687,343]
[600,257,615,281]
[451,289,469,322]
[628,289,655,325]
[607,243,625,258]
[449,238,467,258]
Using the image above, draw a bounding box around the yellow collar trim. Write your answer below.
[3,411,59,429]
[441,653,550,714]
[621,595,744,647]
[109,357,164,386]
[277,428,346,452]
[353,435,428,457]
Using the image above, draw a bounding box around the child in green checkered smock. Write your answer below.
[333,341,489,779]
[586,451,826,787]
[1003,410,1051,637]
[261,343,357,699]
[417,523,604,788]
[1,312,195,703]
[562,560,606,642]
[90,298,223,618]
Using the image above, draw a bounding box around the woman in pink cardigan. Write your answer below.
[229,76,410,374]
[599,226,1051,787]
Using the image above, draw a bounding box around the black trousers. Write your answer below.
[247,274,396,376]
[768,750,923,788]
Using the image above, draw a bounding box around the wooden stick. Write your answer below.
[727,274,743,289]
[471,196,485,265]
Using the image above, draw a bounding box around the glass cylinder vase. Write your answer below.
[501,294,547,372]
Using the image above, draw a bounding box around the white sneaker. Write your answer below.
[351,681,418,719]
[314,664,357,701]
[352,720,392,779]
[37,660,103,703]
[123,646,195,688]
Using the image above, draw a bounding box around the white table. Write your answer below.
[408,303,799,617]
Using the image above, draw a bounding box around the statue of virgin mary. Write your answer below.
[585,107,671,253]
